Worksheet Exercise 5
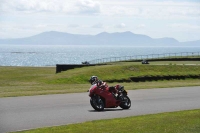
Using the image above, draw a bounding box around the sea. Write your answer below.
[0,44,200,66]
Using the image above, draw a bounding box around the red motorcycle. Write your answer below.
[88,84,131,111]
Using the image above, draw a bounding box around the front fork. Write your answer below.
[117,91,127,102]
[92,94,101,104]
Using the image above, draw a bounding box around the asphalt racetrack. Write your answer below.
[0,86,200,133]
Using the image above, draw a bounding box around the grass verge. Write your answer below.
[15,109,200,133]
[1,79,200,97]
[0,64,200,97]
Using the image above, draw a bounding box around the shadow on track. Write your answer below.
[88,108,131,112]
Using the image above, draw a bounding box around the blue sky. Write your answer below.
[0,0,200,42]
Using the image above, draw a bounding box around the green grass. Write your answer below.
[0,63,200,97]
[15,109,200,133]
[1,63,199,132]
[52,64,200,83]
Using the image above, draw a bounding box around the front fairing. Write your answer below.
[89,84,109,97]
[89,85,120,108]
[88,84,97,97]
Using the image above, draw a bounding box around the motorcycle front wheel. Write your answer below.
[119,95,131,109]
[90,96,104,111]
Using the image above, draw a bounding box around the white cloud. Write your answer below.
[1,0,199,19]
[92,23,104,28]
[169,23,200,30]
[115,23,126,28]
[0,0,101,15]
[0,0,60,13]
[75,0,101,15]
[35,24,48,28]
[100,1,200,19]
[137,24,146,29]
[68,24,80,28]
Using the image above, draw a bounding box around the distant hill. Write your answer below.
[180,40,200,46]
[0,31,199,46]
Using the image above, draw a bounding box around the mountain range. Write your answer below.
[0,31,199,46]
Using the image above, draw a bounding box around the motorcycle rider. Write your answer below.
[89,76,119,95]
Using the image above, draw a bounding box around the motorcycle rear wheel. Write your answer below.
[119,95,131,109]
[90,96,104,111]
